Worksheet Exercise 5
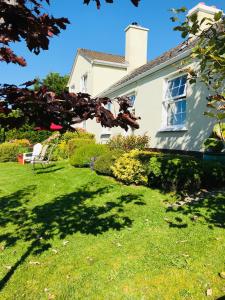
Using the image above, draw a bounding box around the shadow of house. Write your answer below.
[0,184,144,290]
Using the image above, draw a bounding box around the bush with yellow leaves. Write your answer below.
[111,149,148,185]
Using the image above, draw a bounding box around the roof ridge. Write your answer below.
[79,48,125,58]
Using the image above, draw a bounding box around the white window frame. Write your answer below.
[80,73,88,93]
[122,90,137,136]
[160,74,188,132]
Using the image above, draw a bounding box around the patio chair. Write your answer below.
[23,143,43,163]
[31,142,56,170]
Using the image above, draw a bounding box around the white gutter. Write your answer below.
[92,59,128,69]
[99,48,192,97]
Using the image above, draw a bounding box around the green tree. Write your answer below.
[34,73,70,95]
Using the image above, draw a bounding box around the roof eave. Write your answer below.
[92,59,128,69]
[98,48,192,97]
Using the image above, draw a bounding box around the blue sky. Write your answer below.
[1,0,225,85]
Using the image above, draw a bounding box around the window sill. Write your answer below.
[158,126,188,132]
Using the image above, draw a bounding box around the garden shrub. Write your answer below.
[0,142,29,162]
[67,138,95,157]
[69,144,108,167]
[52,141,68,161]
[148,154,202,193]
[108,134,150,151]
[111,149,149,185]
[6,127,52,144]
[94,149,123,176]
[61,129,95,143]
[10,139,31,147]
[203,137,224,153]
[201,161,225,188]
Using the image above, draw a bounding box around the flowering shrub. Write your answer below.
[111,149,148,185]
[10,139,31,147]
[108,134,149,151]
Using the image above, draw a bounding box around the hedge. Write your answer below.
[69,144,108,167]
[148,154,202,193]
[67,138,96,157]
[94,149,123,176]
[0,142,29,162]
[5,128,52,144]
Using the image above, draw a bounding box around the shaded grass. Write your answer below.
[0,162,224,299]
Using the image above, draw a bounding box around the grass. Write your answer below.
[0,162,224,300]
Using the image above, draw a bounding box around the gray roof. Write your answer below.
[78,48,126,65]
[100,39,196,96]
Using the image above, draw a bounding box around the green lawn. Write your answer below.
[0,162,224,300]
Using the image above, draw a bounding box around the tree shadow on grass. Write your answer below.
[166,191,225,229]
[0,184,144,290]
[34,164,64,174]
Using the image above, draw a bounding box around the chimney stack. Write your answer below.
[187,2,223,35]
[125,23,149,73]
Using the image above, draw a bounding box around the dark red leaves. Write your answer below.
[0,83,139,131]
[0,47,27,66]
[0,0,69,66]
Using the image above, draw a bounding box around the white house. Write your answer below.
[68,2,223,152]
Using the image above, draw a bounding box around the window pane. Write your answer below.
[181,75,187,85]
[178,85,185,96]
[171,87,179,97]
[167,100,186,126]
[129,95,136,106]
[166,75,187,99]
[173,78,180,87]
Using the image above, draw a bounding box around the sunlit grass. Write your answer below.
[0,162,224,299]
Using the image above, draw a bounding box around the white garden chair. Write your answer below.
[31,143,57,170]
[23,143,43,163]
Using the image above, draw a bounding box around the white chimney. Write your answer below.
[187,2,222,35]
[125,23,149,73]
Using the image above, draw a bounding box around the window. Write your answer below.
[128,94,136,106]
[163,75,187,128]
[80,74,88,93]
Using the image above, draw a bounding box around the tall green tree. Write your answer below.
[34,73,69,95]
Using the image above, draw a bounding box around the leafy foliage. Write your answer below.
[0,82,140,132]
[0,1,141,132]
[69,144,108,167]
[0,142,28,162]
[34,73,70,95]
[94,149,123,176]
[61,130,95,143]
[148,155,202,193]
[108,134,149,151]
[171,7,225,144]
[112,149,148,185]
[5,125,52,144]
[203,138,224,153]
[52,135,95,161]
[201,161,225,188]
[67,138,95,157]
[0,0,69,66]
